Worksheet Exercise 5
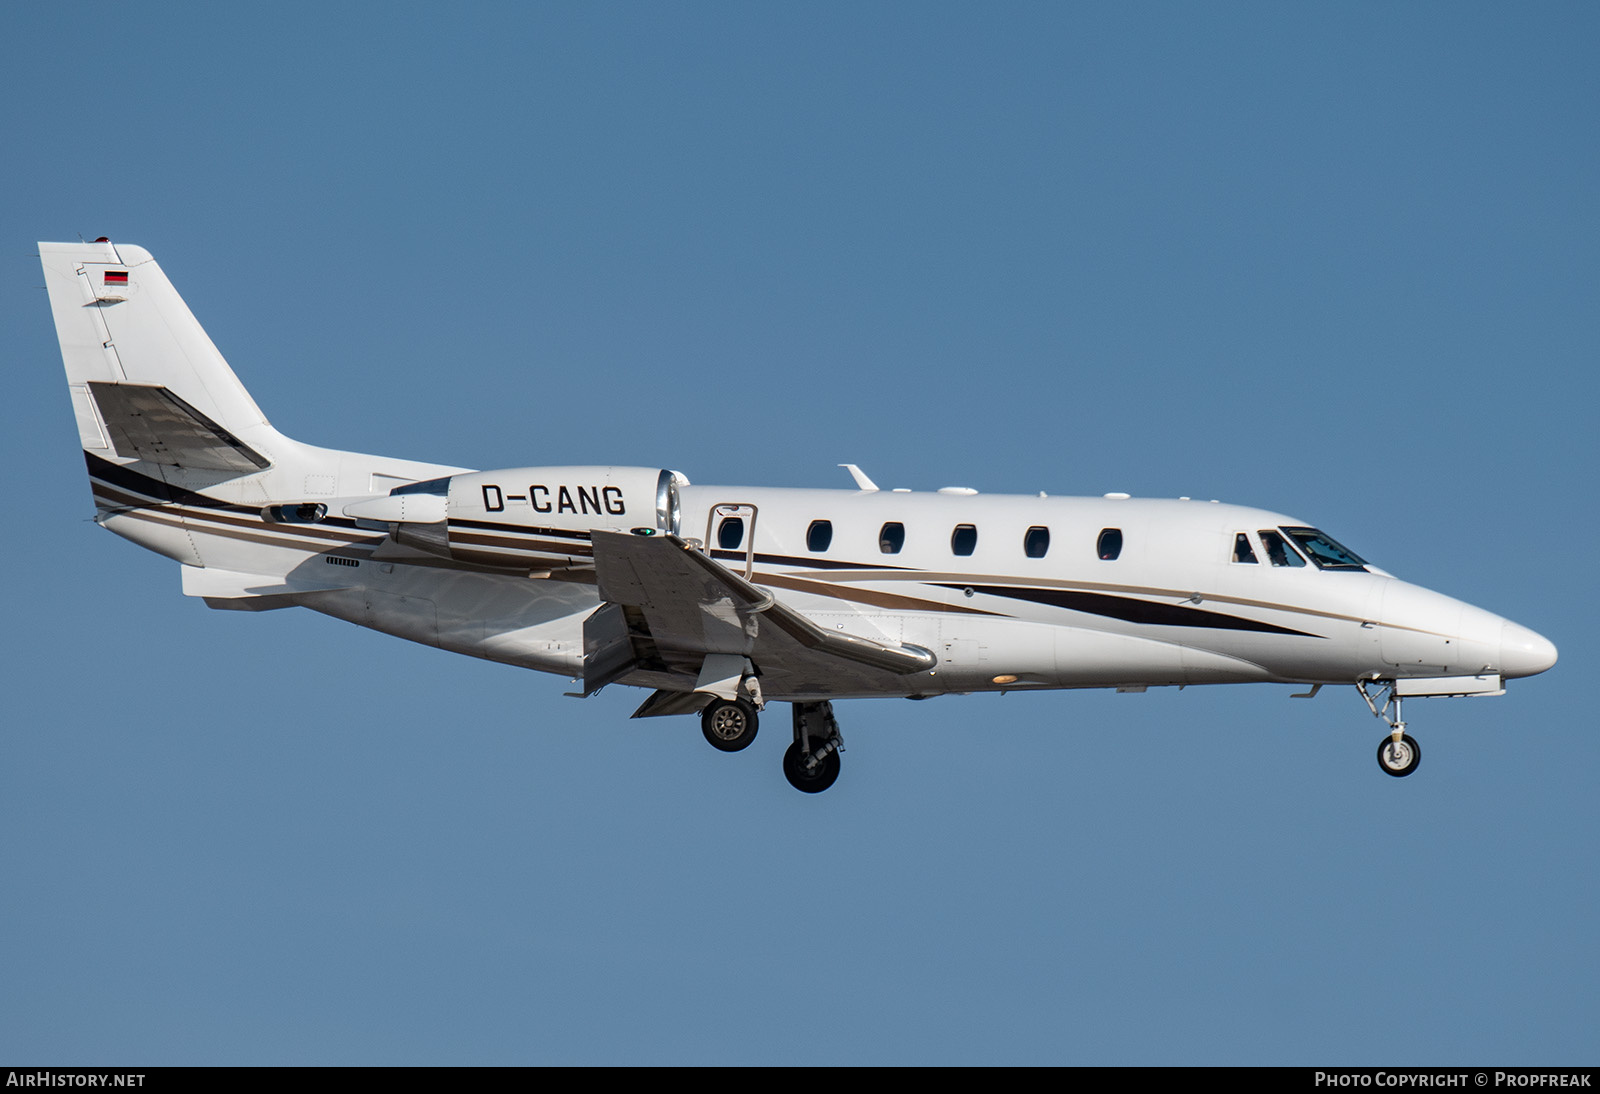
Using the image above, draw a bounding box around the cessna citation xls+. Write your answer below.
[41,240,1557,793]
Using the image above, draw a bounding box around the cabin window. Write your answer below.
[879,522,905,554]
[1097,528,1123,560]
[1233,533,1258,564]
[1281,527,1368,571]
[807,520,834,552]
[1024,526,1050,558]
[717,517,744,550]
[951,524,978,556]
[1259,530,1306,567]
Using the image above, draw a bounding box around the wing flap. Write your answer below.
[629,689,714,719]
[589,531,937,684]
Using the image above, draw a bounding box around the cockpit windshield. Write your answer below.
[1280,526,1368,571]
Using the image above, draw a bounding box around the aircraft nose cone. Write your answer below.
[1500,621,1558,679]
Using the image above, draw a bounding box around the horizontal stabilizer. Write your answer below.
[90,382,270,473]
[181,565,354,608]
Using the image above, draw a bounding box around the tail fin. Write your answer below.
[41,239,466,575]
[39,240,283,472]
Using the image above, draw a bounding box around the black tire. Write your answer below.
[701,698,759,752]
[783,741,841,794]
[1376,733,1421,777]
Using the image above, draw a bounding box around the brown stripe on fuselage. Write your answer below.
[83,472,1460,641]
[91,482,383,549]
[756,570,1000,617]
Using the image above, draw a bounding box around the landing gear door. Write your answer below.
[706,503,758,580]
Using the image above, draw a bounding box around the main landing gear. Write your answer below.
[698,692,845,793]
[700,697,759,752]
[784,701,843,794]
[1358,680,1422,778]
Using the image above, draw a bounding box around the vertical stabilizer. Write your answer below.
[39,240,282,468]
[40,239,466,572]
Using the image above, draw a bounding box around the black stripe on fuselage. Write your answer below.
[85,451,244,510]
[449,518,593,542]
[84,452,378,536]
[940,583,1323,637]
[77,454,1323,639]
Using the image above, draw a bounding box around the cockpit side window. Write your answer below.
[1233,533,1258,564]
[1259,530,1306,567]
[1281,527,1368,571]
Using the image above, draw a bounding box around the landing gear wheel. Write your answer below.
[783,741,841,794]
[701,698,758,752]
[1376,733,1421,777]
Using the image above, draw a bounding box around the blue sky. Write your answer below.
[2,3,1594,1064]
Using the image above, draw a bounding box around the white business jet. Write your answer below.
[41,240,1557,792]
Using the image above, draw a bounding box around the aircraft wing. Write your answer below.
[586,530,935,710]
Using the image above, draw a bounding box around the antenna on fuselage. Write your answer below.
[839,464,879,492]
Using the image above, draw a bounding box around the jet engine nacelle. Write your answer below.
[346,465,684,570]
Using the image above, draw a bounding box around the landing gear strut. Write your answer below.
[1358,680,1422,778]
[784,701,843,793]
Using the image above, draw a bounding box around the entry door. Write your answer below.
[706,503,758,580]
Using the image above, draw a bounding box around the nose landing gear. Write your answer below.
[1358,680,1421,777]
[1376,733,1421,777]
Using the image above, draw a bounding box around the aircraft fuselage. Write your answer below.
[43,240,1557,789]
